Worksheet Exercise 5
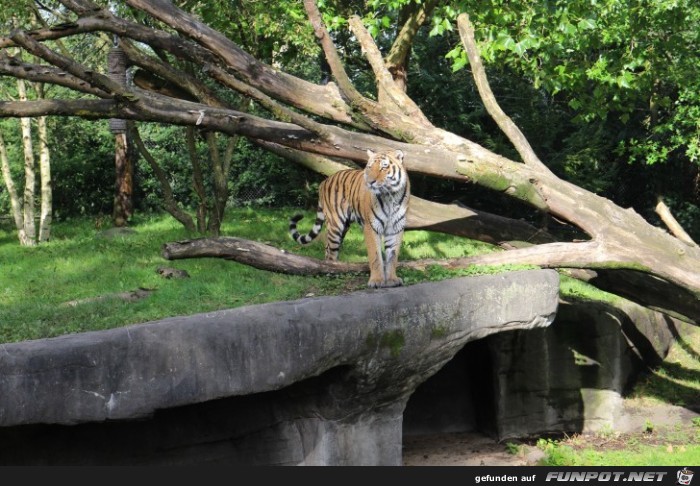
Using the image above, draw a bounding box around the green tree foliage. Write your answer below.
[175,0,319,65]
[49,118,115,218]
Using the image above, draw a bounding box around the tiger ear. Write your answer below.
[366,149,376,159]
[394,150,404,163]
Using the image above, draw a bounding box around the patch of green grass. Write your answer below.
[629,324,700,408]
[558,273,621,304]
[540,442,700,466]
[0,208,505,343]
[399,263,540,286]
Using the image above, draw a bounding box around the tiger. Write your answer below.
[289,149,410,288]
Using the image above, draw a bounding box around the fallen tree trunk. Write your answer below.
[161,236,494,275]
[162,237,369,276]
[406,197,557,247]
[162,236,699,325]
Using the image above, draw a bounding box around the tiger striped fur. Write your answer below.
[289,149,410,288]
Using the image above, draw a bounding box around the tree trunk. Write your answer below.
[36,105,51,242]
[0,130,29,245]
[17,78,36,246]
[112,132,133,227]
[205,132,226,236]
[108,44,132,228]
[186,127,208,234]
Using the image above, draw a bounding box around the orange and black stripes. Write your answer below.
[288,149,410,288]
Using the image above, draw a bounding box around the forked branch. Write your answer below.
[385,0,440,91]
[347,15,430,124]
[457,14,552,175]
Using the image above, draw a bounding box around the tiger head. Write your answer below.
[364,149,407,195]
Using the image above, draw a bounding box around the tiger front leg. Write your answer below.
[363,225,385,288]
[382,231,404,288]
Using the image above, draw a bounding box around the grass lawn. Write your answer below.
[0,207,497,343]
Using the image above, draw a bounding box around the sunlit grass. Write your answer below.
[540,441,700,466]
[558,273,621,304]
[0,207,504,343]
[629,325,700,409]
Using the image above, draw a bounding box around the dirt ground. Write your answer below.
[402,401,700,466]
[403,431,534,466]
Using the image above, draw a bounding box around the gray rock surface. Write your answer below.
[402,294,680,442]
[0,269,559,465]
[488,297,677,439]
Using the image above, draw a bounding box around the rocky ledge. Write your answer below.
[0,269,559,465]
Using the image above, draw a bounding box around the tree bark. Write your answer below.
[385,0,439,92]
[36,112,51,242]
[34,82,52,243]
[0,131,29,245]
[17,78,36,246]
[186,126,208,234]
[457,14,551,174]
[162,237,369,276]
[112,132,133,227]
[655,196,697,247]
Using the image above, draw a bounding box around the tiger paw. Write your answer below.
[367,277,384,288]
[382,277,403,288]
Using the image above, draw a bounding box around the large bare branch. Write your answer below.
[304,0,456,145]
[160,237,542,277]
[347,15,430,124]
[8,0,507,153]
[163,237,369,276]
[122,39,334,138]
[457,14,552,175]
[3,0,365,129]
[251,140,358,176]
[302,0,371,113]
[162,236,698,324]
[0,51,107,97]
[124,0,360,128]
[406,198,555,246]
[122,41,220,106]
[10,30,135,100]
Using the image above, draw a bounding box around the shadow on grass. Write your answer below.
[631,318,700,411]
